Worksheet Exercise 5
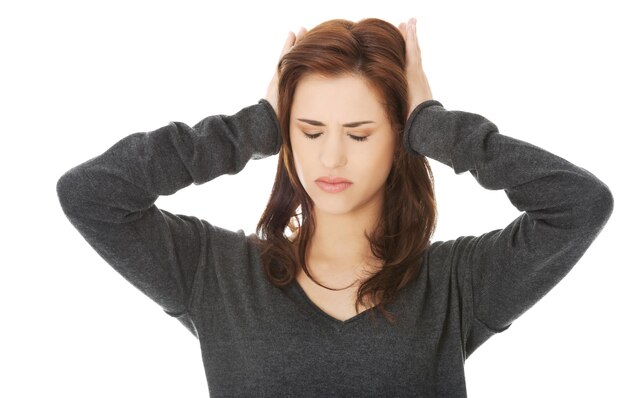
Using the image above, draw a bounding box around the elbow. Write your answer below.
[568,176,614,236]
[544,179,613,258]
[552,176,614,238]
[588,180,614,231]
[56,167,88,216]
[56,170,74,209]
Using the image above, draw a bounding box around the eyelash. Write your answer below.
[303,132,369,142]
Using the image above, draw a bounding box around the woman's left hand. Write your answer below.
[398,18,433,122]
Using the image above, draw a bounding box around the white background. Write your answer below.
[1,0,623,397]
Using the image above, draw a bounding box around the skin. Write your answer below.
[289,73,396,277]
[264,18,433,282]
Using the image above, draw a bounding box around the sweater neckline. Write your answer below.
[291,279,377,330]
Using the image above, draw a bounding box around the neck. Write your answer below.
[307,198,383,274]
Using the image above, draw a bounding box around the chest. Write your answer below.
[295,269,374,322]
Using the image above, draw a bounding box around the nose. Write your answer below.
[319,132,347,169]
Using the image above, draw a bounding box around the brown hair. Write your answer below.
[252,17,437,325]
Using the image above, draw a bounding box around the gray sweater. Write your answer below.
[56,98,613,397]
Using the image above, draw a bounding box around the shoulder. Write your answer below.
[425,235,483,261]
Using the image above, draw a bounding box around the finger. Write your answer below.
[295,27,307,43]
[406,18,422,64]
[398,22,406,41]
[280,31,296,57]
[280,27,306,58]
[405,19,414,64]
[409,18,422,52]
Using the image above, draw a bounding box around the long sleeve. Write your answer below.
[56,99,281,337]
[403,100,614,359]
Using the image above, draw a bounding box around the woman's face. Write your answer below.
[289,73,397,216]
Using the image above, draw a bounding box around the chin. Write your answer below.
[309,194,341,209]
[310,196,360,216]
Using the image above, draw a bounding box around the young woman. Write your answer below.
[56,17,613,397]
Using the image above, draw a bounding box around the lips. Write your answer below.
[315,176,353,184]
[314,176,353,194]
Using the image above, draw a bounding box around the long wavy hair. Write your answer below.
[252,17,437,325]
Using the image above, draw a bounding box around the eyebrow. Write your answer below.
[296,118,375,128]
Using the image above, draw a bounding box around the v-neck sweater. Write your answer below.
[56,98,613,397]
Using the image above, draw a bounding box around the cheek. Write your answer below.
[362,142,394,169]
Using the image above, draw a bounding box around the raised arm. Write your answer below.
[404,99,614,358]
[56,99,281,336]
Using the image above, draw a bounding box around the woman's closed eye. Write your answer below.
[303,132,369,142]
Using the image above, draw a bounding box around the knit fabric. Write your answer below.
[56,98,613,397]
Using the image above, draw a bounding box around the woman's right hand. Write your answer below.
[265,27,307,120]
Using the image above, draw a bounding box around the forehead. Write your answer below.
[291,74,385,120]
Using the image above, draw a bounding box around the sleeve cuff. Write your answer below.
[402,99,444,157]
[258,98,283,155]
